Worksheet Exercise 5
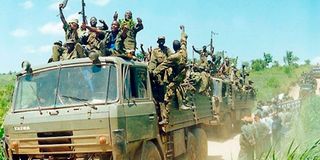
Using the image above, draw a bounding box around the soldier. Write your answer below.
[114,11,143,55]
[149,36,173,73]
[59,3,81,42]
[60,39,85,61]
[51,3,82,62]
[192,45,210,69]
[50,41,64,62]
[218,57,231,79]
[140,44,152,62]
[152,25,189,125]
[82,17,103,55]
[253,111,271,159]
[238,116,255,160]
[101,21,121,56]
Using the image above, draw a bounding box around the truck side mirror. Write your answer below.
[21,61,32,74]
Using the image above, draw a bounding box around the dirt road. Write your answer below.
[316,79,320,95]
[207,134,240,160]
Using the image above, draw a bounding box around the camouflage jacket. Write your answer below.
[153,31,188,84]
[148,46,173,72]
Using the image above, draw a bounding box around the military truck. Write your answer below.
[312,66,320,78]
[209,77,256,136]
[1,56,222,160]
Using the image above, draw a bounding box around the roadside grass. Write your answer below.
[250,65,311,101]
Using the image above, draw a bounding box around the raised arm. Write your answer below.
[192,45,201,54]
[180,25,187,51]
[134,17,144,33]
[59,3,68,27]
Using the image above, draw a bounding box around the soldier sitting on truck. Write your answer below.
[83,20,121,56]
[51,3,85,62]
[60,39,85,61]
[152,25,190,125]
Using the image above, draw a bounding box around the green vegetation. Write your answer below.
[0,75,15,126]
[250,65,311,101]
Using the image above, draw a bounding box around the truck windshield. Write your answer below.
[14,64,117,110]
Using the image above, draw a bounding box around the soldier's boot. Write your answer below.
[180,104,191,110]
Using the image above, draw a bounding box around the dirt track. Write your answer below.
[207,134,240,160]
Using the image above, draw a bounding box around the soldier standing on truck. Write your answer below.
[153,25,190,125]
[148,36,173,124]
[192,45,211,69]
[114,11,143,55]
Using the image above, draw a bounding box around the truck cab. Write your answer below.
[2,57,212,160]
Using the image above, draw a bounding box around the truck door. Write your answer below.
[122,65,158,142]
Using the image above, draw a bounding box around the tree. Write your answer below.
[283,51,299,66]
[263,52,273,67]
[304,59,311,65]
[272,60,280,68]
[251,59,267,71]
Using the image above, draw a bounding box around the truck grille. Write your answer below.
[37,131,73,152]
[11,129,111,155]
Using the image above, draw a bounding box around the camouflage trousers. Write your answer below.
[161,82,185,123]
[190,71,210,94]
[51,44,65,62]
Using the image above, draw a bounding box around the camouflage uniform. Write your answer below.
[60,39,85,61]
[192,47,209,69]
[148,40,173,102]
[116,18,143,54]
[51,19,82,62]
[153,29,188,123]
[51,41,65,62]
[86,30,102,56]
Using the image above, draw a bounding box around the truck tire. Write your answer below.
[192,128,208,160]
[186,132,197,160]
[135,141,161,160]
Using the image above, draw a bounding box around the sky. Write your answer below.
[0,0,319,73]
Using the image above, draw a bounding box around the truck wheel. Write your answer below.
[135,141,161,160]
[186,132,197,160]
[192,128,208,160]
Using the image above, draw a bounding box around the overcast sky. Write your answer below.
[0,0,319,73]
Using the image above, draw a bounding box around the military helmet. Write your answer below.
[68,19,79,24]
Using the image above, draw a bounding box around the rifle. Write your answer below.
[61,0,68,9]
[79,0,87,30]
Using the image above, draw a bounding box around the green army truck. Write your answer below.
[2,56,219,160]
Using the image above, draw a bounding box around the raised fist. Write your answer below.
[59,3,64,9]
[99,19,105,24]
[137,17,142,24]
[180,25,185,31]
[113,11,118,21]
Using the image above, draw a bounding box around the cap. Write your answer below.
[68,19,79,24]
[157,36,165,42]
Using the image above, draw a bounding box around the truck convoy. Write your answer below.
[1,57,255,160]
